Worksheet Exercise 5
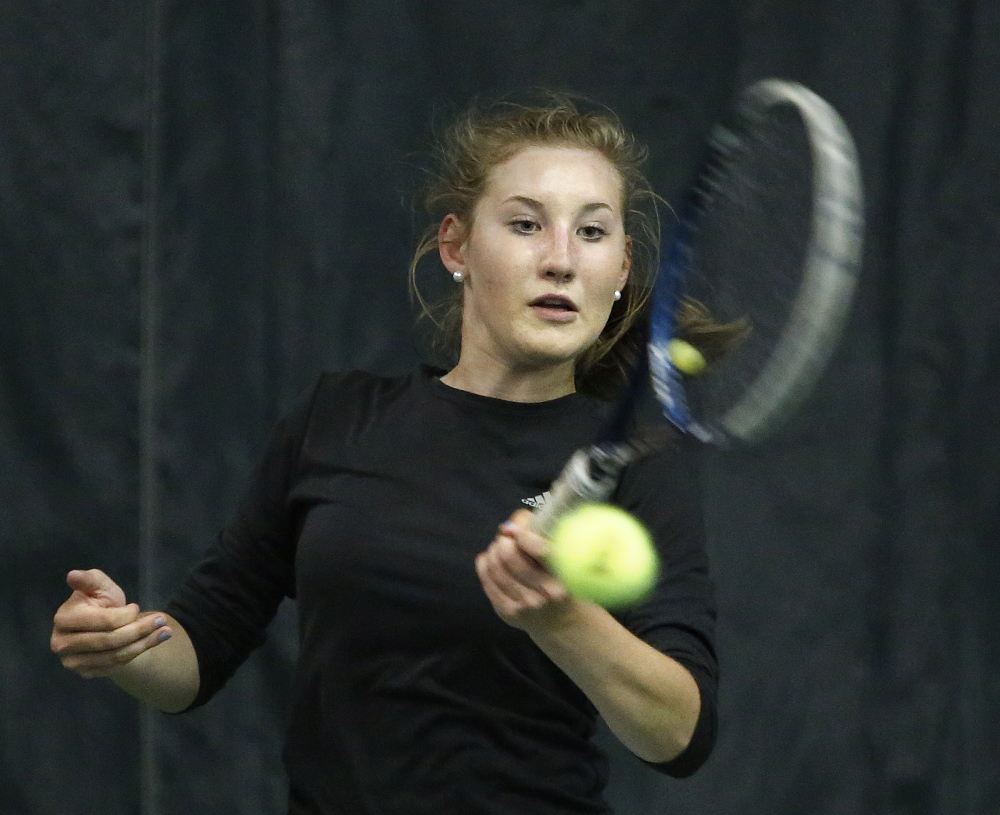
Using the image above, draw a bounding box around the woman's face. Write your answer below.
[439,145,630,377]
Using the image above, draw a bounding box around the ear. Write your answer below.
[438,214,468,276]
[618,235,632,292]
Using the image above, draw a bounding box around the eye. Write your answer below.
[578,224,608,241]
[510,218,540,234]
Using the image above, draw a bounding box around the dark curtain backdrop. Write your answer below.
[2,1,998,814]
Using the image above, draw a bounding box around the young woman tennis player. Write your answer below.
[51,95,719,814]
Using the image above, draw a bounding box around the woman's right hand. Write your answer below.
[50,569,173,679]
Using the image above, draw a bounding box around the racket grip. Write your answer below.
[530,448,621,538]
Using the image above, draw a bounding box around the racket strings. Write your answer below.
[684,104,818,428]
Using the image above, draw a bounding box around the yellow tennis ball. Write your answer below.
[548,503,659,609]
[668,338,707,376]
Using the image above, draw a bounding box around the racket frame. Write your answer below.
[651,78,865,446]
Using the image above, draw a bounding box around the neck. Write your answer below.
[440,357,576,403]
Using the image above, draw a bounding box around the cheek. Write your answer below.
[467,247,527,307]
[472,272,516,319]
[462,261,526,336]
[586,301,616,339]
[590,249,629,299]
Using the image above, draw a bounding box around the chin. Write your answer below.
[502,321,602,370]
[516,339,595,370]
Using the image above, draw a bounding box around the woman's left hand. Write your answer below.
[475,508,577,633]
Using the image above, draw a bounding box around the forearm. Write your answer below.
[529,601,700,763]
[109,613,200,713]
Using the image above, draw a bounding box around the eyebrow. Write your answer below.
[504,195,615,215]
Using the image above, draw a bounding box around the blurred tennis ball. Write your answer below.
[548,503,659,609]
[668,338,707,376]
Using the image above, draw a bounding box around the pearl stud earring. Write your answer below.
[613,290,622,301]
[453,271,464,283]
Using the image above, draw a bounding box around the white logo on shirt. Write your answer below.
[521,492,551,508]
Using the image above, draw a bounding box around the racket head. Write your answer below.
[651,79,864,447]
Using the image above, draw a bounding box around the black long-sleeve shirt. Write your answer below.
[166,367,718,814]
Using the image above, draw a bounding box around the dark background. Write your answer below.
[2,1,998,813]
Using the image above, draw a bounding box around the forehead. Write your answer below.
[482,145,623,209]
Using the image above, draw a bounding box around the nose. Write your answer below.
[540,227,575,284]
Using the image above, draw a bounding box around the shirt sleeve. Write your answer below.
[165,378,320,710]
[612,437,719,777]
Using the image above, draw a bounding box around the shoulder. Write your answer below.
[264,368,418,445]
[310,368,420,420]
[313,368,413,401]
[614,435,704,537]
[295,367,427,448]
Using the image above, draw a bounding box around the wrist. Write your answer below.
[524,596,604,642]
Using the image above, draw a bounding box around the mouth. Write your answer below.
[529,294,578,322]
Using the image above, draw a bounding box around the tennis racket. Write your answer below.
[531,79,864,538]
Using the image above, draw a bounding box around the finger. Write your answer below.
[475,551,531,617]
[499,512,550,562]
[54,601,141,634]
[508,508,535,528]
[66,569,127,607]
[53,613,168,656]
[480,538,550,610]
[59,625,173,679]
[490,535,566,603]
